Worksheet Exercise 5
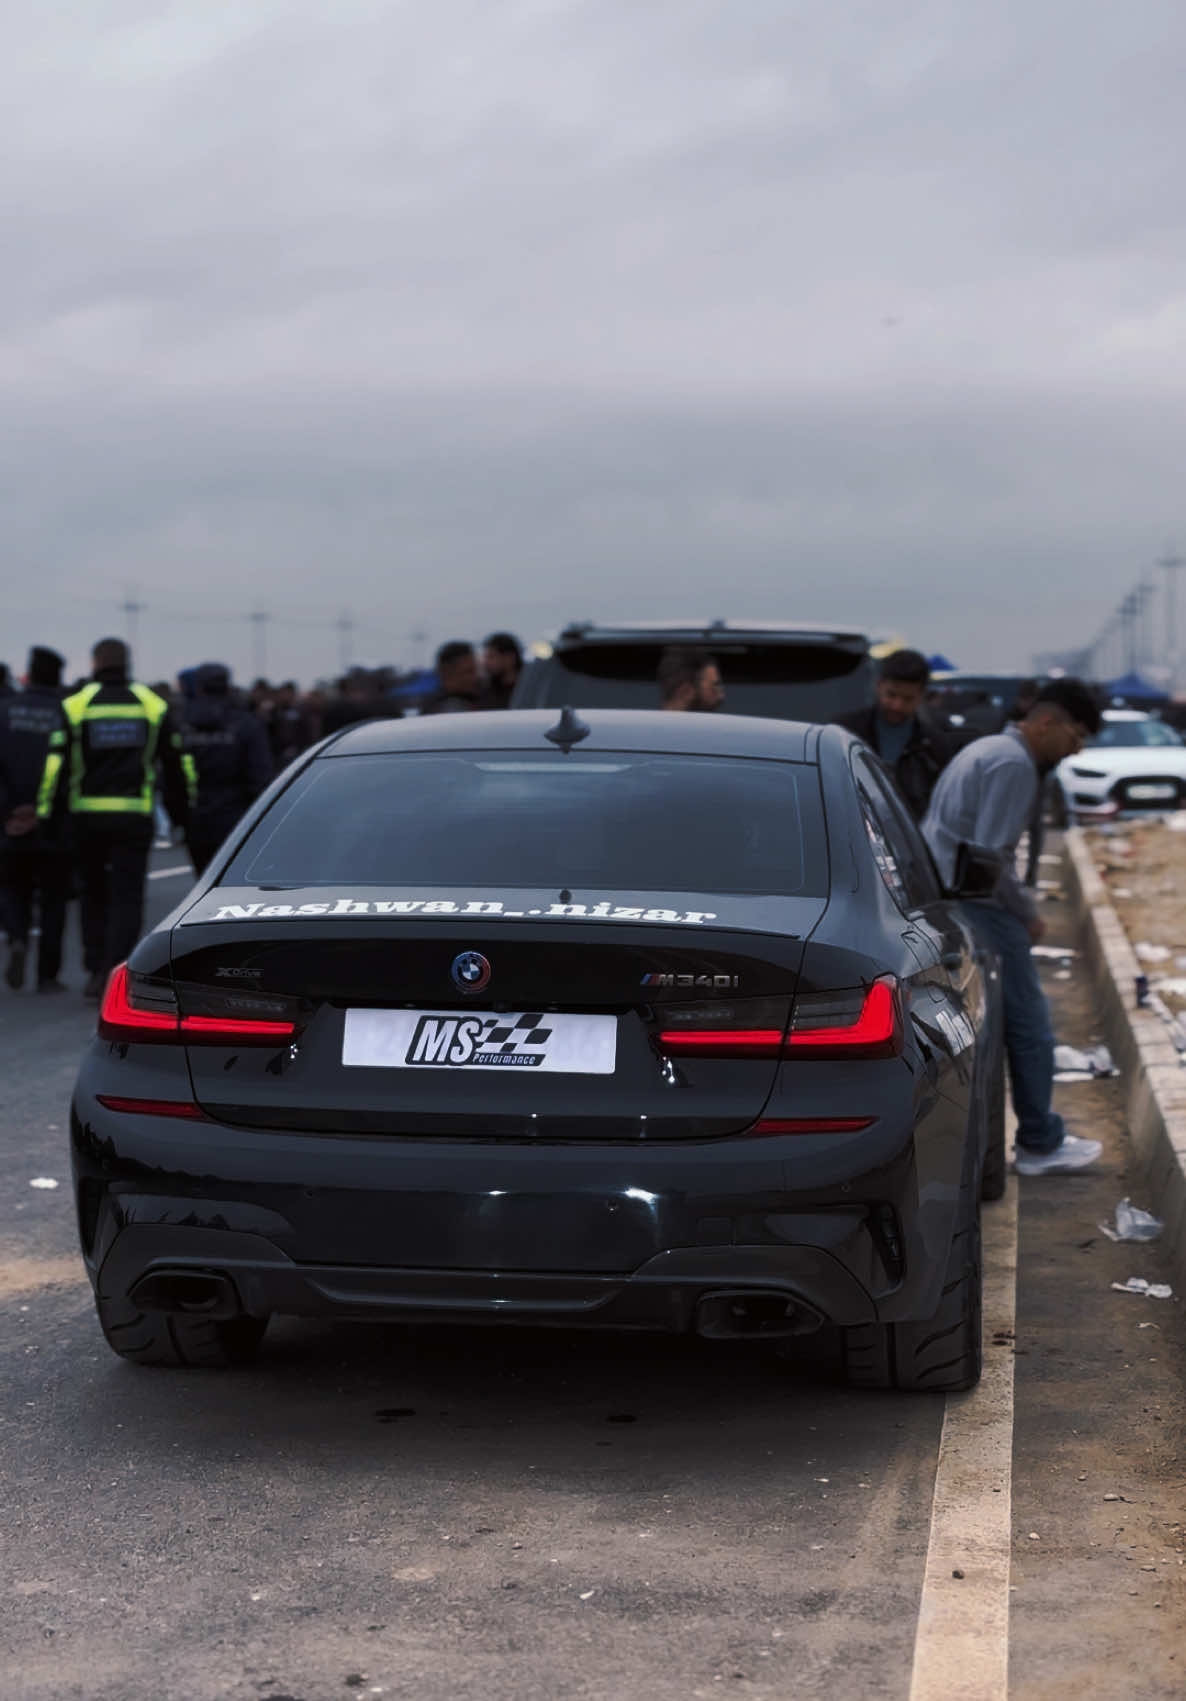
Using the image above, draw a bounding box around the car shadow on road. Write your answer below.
[89,1318,941,1482]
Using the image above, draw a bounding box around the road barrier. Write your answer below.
[1064,828,1186,1293]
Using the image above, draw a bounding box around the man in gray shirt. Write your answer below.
[923,678,1103,1175]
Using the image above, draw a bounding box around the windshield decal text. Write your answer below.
[207,898,718,926]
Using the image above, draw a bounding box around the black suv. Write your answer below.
[511,621,876,722]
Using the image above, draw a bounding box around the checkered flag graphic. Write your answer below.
[479,1013,553,1055]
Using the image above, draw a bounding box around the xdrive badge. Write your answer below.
[451,950,492,995]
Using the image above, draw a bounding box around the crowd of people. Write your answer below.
[0,630,1106,1179]
[0,632,524,999]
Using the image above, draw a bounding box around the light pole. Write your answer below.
[1160,549,1185,695]
[336,610,355,674]
[120,589,145,655]
[249,610,269,679]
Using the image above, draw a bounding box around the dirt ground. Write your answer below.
[1080,821,1186,1012]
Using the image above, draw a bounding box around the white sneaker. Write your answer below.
[1015,1133,1103,1175]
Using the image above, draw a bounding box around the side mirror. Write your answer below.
[949,841,1001,899]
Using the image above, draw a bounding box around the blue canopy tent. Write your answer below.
[927,654,958,673]
[1105,671,1166,704]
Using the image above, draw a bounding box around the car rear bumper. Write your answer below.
[72,1093,959,1334]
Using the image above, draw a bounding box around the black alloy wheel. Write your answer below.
[842,1140,983,1393]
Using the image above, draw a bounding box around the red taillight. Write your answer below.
[657,1027,785,1058]
[752,1117,875,1135]
[98,965,179,1038]
[658,978,901,1061]
[98,964,297,1046]
[96,1095,207,1121]
[180,1014,297,1041]
[788,978,901,1059]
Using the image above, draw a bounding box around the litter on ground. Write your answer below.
[28,1178,60,1190]
[1053,1044,1117,1078]
[1135,942,1173,964]
[1099,1199,1164,1243]
[1032,945,1078,960]
[1111,1278,1173,1300]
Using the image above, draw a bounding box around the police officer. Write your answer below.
[39,638,194,998]
[181,663,274,875]
[0,647,70,993]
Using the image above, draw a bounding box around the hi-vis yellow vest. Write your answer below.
[37,683,196,818]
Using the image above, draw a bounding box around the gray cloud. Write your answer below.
[3,0,1185,682]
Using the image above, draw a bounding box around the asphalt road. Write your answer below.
[1,851,1183,1701]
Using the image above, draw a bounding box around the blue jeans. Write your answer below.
[964,902,1065,1154]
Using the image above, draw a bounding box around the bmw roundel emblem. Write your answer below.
[452,950,492,995]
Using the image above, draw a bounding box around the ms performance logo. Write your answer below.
[406,1013,554,1068]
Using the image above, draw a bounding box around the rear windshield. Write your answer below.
[227,750,828,897]
[515,643,873,722]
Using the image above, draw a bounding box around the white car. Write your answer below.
[1055,710,1186,819]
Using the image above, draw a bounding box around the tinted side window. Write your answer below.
[853,754,941,911]
[855,778,911,911]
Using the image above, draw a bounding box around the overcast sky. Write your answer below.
[3,0,1185,685]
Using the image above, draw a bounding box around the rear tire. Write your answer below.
[843,1149,983,1393]
[980,1056,1008,1202]
[95,1290,268,1368]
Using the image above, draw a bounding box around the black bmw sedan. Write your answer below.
[72,709,1004,1390]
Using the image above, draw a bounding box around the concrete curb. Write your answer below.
[1063,827,1186,1293]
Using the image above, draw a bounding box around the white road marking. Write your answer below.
[908,1172,1019,1701]
[147,864,192,882]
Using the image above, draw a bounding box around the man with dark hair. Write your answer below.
[421,642,483,714]
[923,678,1104,1176]
[0,647,70,992]
[836,649,961,819]
[181,664,274,876]
[657,647,725,712]
[38,638,194,997]
[480,632,524,710]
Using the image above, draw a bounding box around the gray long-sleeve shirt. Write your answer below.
[921,724,1039,923]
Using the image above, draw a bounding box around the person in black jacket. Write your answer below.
[836,649,963,819]
[0,647,70,992]
[420,642,483,715]
[182,664,275,875]
[479,632,524,710]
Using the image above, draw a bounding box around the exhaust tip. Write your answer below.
[694,1288,823,1341]
[128,1269,241,1319]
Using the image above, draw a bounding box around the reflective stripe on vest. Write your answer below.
[57,681,169,816]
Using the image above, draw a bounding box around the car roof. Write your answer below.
[553,620,869,648]
[325,708,816,763]
[1101,709,1151,722]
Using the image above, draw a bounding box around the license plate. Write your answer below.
[1127,784,1177,800]
[343,1009,617,1074]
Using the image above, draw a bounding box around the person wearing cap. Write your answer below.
[922,677,1104,1176]
[181,663,274,876]
[0,647,70,992]
[38,638,195,998]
